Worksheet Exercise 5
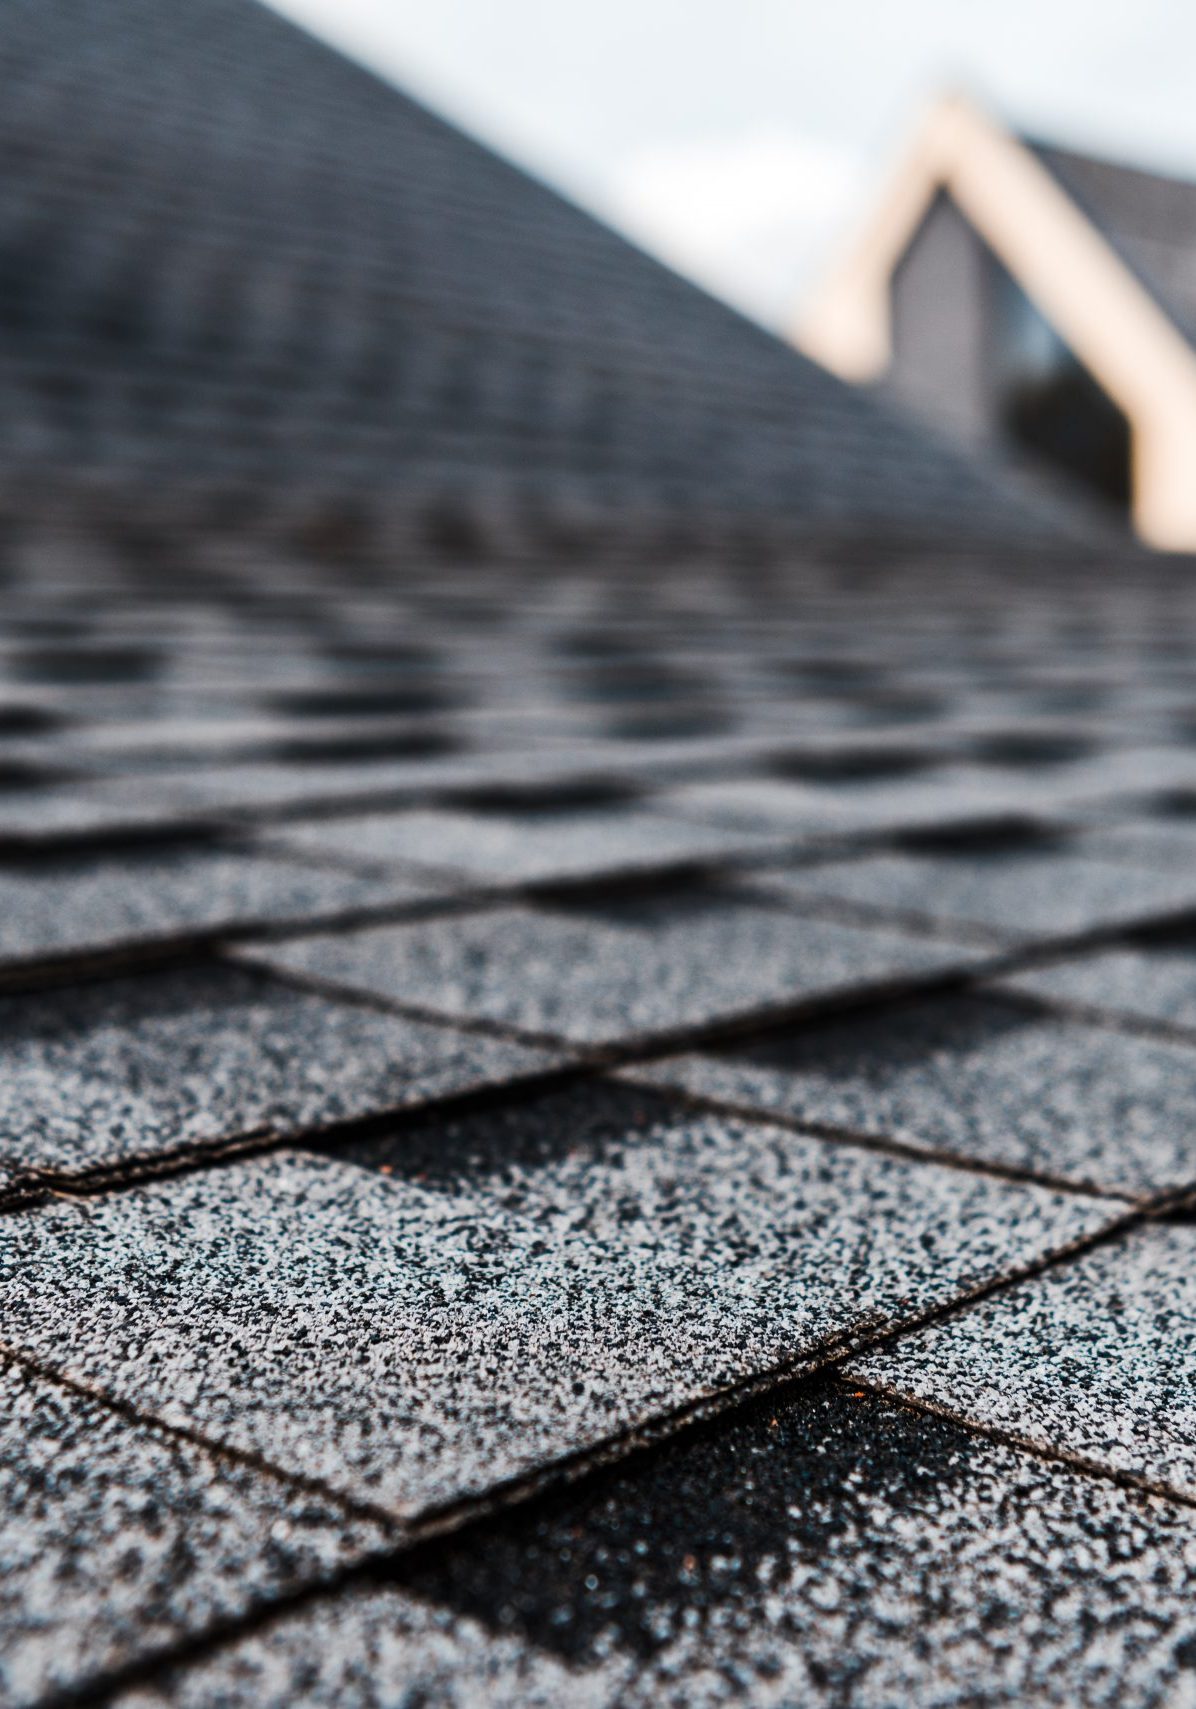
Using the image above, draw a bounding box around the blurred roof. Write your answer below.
[1029,139,1196,341]
[0,0,1083,547]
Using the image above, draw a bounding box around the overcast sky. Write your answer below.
[265,0,1196,329]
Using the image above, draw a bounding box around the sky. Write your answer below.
[265,0,1196,330]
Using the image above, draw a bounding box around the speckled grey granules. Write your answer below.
[995,943,1196,1030]
[654,767,1054,839]
[848,1221,1196,1499]
[627,990,1196,1195]
[1077,816,1196,870]
[0,1350,389,1708]
[117,1589,620,1709]
[755,847,1196,942]
[235,892,987,1046]
[0,963,561,1193]
[259,802,792,884]
[114,1383,1196,1709]
[0,847,429,976]
[0,1084,1119,1522]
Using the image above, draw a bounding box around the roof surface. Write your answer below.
[1,531,1196,1708]
[0,6,1195,1709]
[1028,138,1196,343]
[0,0,1075,545]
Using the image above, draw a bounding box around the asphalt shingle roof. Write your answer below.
[0,3,1193,1706]
[1,533,1194,1705]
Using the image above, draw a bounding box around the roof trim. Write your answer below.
[795,95,1196,550]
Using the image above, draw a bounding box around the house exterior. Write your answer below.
[797,95,1196,549]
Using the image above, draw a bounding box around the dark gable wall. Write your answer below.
[884,192,996,447]
[882,186,1133,520]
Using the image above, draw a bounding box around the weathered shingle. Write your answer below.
[849,1223,1196,1499]
[115,1382,1196,1709]
[0,1352,389,1707]
[0,1088,1119,1525]
[236,889,987,1047]
[628,989,1196,1197]
[260,802,791,886]
[996,943,1196,1031]
[0,846,422,980]
[0,962,561,1196]
[756,845,1196,943]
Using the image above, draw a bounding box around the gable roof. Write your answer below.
[1030,140,1196,339]
[796,95,1196,549]
[0,3,1079,547]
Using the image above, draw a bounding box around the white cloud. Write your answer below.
[604,129,868,328]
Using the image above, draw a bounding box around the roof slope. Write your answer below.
[1,526,1196,1705]
[1031,140,1196,338]
[0,0,1073,543]
[0,17,1191,1703]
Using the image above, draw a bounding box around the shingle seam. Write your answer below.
[970,983,1196,1055]
[0,1050,593,1211]
[33,1210,1157,1709]
[751,886,1196,949]
[0,890,484,995]
[0,1012,1146,1221]
[0,1337,407,1538]
[840,1372,1196,1513]
[229,943,1003,1057]
[606,1079,1142,1204]
[233,907,1196,1063]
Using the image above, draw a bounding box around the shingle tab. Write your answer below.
[0,1087,1119,1524]
[627,991,1196,1196]
[0,963,561,1195]
[1078,816,1196,869]
[995,943,1196,1030]
[260,803,791,885]
[654,766,1054,839]
[0,1352,388,1707]
[0,847,426,978]
[848,1224,1196,1499]
[116,1383,1196,1709]
[755,847,1196,942]
[236,891,987,1047]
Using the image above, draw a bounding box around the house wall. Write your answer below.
[884,191,995,446]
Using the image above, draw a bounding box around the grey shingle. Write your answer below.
[755,847,1196,942]
[117,1589,620,1709]
[1078,816,1196,869]
[0,776,215,843]
[848,1223,1196,1499]
[235,891,987,1048]
[0,847,425,977]
[0,1086,1119,1524]
[627,990,1196,1196]
[995,944,1196,1030]
[259,803,790,885]
[115,1383,1196,1709]
[0,963,561,1194]
[654,766,1054,839]
[0,1352,388,1708]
